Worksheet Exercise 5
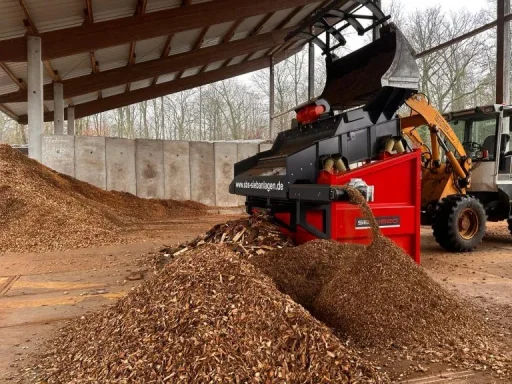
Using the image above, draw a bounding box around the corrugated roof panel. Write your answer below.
[146,0,181,13]
[50,52,92,80]
[102,85,126,98]
[0,63,21,91]
[259,8,294,34]
[93,0,137,23]
[204,60,226,72]
[156,72,177,84]
[71,92,98,105]
[0,82,19,95]
[250,49,270,60]
[233,14,266,41]
[130,78,152,91]
[181,66,202,78]
[201,22,232,48]
[43,73,53,85]
[284,2,322,29]
[0,0,27,40]
[25,0,84,33]
[135,36,167,63]
[228,54,249,66]
[4,102,27,116]
[4,62,27,82]
[169,28,202,56]
[95,44,131,71]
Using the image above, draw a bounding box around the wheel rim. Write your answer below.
[458,208,479,240]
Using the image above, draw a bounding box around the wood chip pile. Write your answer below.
[159,214,294,259]
[0,144,206,253]
[35,245,389,383]
[251,188,511,378]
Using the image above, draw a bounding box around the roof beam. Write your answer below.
[18,48,301,124]
[223,11,276,68]
[223,19,243,43]
[0,27,292,104]
[175,26,209,79]
[151,34,174,86]
[126,0,148,92]
[0,104,20,122]
[83,0,101,99]
[18,0,60,82]
[0,0,321,62]
[0,63,26,90]
[275,5,306,30]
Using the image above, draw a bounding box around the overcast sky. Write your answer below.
[391,0,488,13]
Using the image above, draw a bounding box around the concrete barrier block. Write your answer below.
[74,136,106,189]
[214,142,238,207]
[237,143,259,162]
[236,143,259,205]
[105,138,136,195]
[135,139,164,199]
[163,141,190,200]
[190,142,215,206]
[41,135,75,177]
[259,143,273,152]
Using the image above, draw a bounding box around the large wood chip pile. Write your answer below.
[251,188,511,378]
[0,144,206,253]
[36,245,389,383]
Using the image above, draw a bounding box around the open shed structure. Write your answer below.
[0,0,389,161]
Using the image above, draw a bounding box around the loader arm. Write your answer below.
[401,94,472,184]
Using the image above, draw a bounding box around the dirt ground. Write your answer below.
[0,218,511,383]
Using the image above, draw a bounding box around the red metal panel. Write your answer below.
[275,150,422,263]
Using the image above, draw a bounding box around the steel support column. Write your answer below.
[497,0,505,104]
[504,0,511,105]
[67,106,75,135]
[372,0,381,41]
[27,36,43,161]
[308,26,315,100]
[53,82,64,134]
[269,57,275,139]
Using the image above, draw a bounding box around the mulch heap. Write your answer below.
[0,144,206,253]
[35,245,388,384]
[33,186,510,381]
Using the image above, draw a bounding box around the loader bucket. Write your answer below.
[319,25,419,119]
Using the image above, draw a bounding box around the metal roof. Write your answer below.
[0,0,386,123]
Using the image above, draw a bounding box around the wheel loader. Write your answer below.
[229,2,512,256]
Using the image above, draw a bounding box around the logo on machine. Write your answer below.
[355,216,401,229]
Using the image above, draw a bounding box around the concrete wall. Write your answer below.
[135,139,164,199]
[75,136,106,189]
[41,135,268,207]
[42,135,75,177]
[190,142,216,206]
[215,142,238,207]
[163,141,190,201]
[105,138,136,195]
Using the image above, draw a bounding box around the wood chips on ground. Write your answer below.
[0,144,206,253]
[35,245,388,384]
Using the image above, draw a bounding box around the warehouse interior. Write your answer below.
[0,0,512,383]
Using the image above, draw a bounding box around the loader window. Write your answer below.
[469,117,498,160]
[449,120,466,143]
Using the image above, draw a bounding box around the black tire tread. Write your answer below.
[432,195,487,252]
[508,219,512,236]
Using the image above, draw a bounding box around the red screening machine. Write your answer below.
[229,9,422,262]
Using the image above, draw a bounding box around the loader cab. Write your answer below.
[445,105,512,174]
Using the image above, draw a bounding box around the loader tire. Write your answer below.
[508,219,512,236]
[432,195,486,252]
